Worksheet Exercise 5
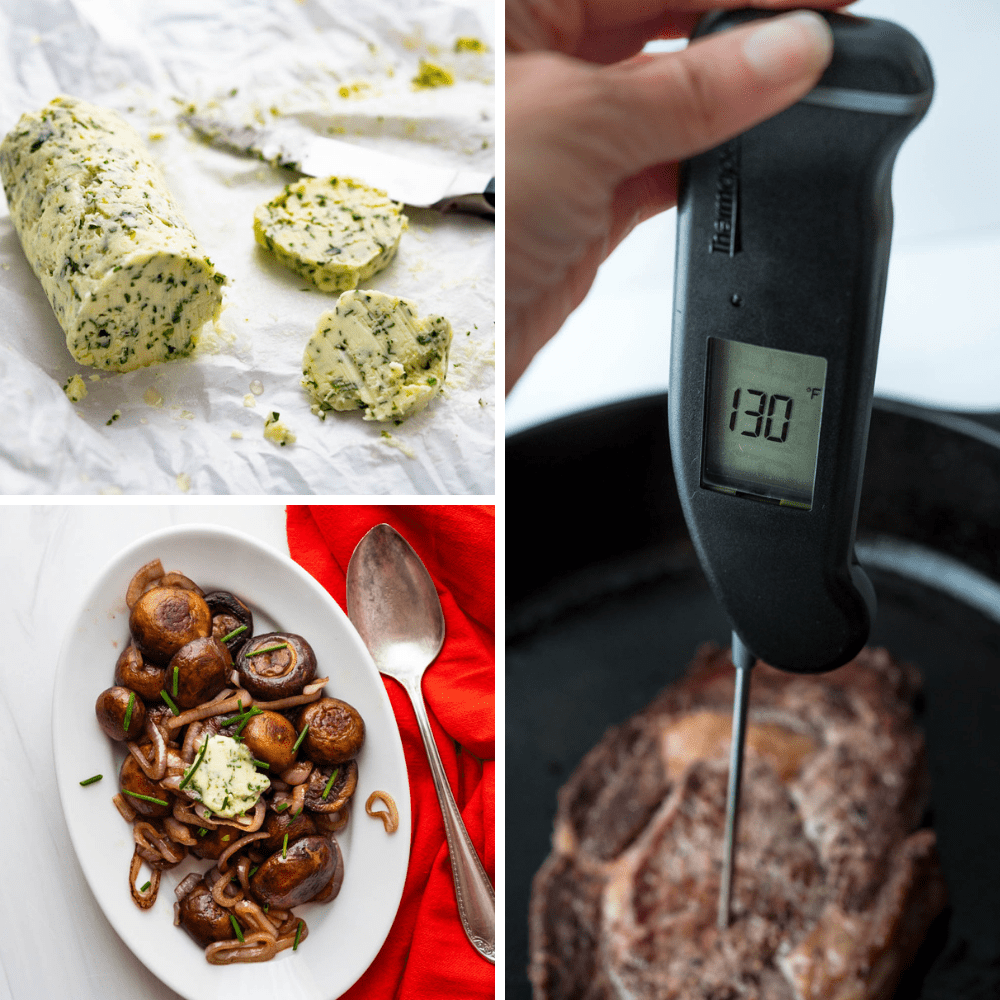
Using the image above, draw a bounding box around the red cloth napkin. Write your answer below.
[286,505,495,999]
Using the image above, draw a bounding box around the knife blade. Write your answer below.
[182,114,494,219]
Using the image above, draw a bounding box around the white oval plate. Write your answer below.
[53,524,411,1000]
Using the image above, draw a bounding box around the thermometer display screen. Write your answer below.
[702,337,827,508]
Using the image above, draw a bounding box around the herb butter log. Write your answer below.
[303,289,451,422]
[0,96,224,371]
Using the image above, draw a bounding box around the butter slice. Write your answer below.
[302,289,451,422]
[254,177,406,292]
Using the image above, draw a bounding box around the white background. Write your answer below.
[506,0,1000,433]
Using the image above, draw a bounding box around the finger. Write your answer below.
[596,10,834,181]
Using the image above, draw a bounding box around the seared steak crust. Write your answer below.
[529,644,947,1000]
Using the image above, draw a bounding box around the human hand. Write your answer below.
[506,2,845,393]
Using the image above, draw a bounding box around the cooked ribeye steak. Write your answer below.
[529,644,947,1000]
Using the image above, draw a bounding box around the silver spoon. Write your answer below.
[346,523,495,964]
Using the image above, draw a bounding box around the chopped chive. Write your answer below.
[249,866,258,877]
[322,768,340,800]
[123,789,170,807]
[220,624,247,643]
[293,921,303,950]
[292,806,303,819]
[180,739,208,790]
[172,666,179,697]
[79,774,103,786]
[292,724,309,753]
[140,880,151,892]
[247,643,288,656]
[263,903,269,913]
[236,707,262,736]
[160,689,180,715]
[198,828,208,837]
[123,691,136,733]
[222,835,230,843]
[282,833,288,858]
[275,802,289,812]
[252,759,270,769]
[230,914,244,943]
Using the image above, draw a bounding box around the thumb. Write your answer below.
[598,10,834,180]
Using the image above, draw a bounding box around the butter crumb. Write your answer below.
[379,430,416,458]
[99,486,123,495]
[144,387,163,407]
[412,60,454,90]
[89,374,101,382]
[176,473,192,492]
[231,430,243,440]
[243,394,257,408]
[63,375,88,403]
[249,380,264,395]
[264,411,296,446]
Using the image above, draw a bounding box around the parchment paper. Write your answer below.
[0,0,495,495]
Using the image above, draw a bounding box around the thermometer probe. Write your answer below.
[667,9,933,930]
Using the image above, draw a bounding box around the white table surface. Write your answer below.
[506,0,1000,433]
[0,505,290,1000]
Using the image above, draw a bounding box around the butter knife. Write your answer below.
[182,114,494,219]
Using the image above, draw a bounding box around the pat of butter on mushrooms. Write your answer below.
[188,735,270,818]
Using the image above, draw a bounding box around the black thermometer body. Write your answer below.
[669,10,933,673]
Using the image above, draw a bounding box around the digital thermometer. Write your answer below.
[667,8,933,926]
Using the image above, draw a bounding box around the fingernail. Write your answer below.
[743,11,834,84]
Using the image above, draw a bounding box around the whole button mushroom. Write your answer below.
[119,754,172,817]
[114,644,166,703]
[177,879,239,948]
[257,807,318,855]
[203,591,254,656]
[303,760,358,813]
[236,632,316,700]
[249,835,336,910]
[169,637,232,709]
[95,686,146,741]
[242,711,299,771]
[129,587,212,666]
[298,697,365,765]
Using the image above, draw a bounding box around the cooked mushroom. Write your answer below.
[169,637,232,709]
[241,711,298,771]
[310,837,345,904]
[129,587,212,666]
[114,644,167,703]
[191,826,244,862]
[298,697,365,765]
[303,760,358,813]
[204,591,254,656]
[176,879,239,948]
[249,835,335,910]
[95,686,146,741]
[119,754,172,818]
[257,806,318,855]
[236,633,316,700]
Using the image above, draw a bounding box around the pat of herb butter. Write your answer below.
[253,177,406,293]
[302,289,452,422]
[188,735,270,818]
[0,96,225,372]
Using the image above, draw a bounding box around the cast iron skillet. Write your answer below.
[507,395,1000,1000]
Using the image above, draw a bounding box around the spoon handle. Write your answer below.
[404,677,495,964]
